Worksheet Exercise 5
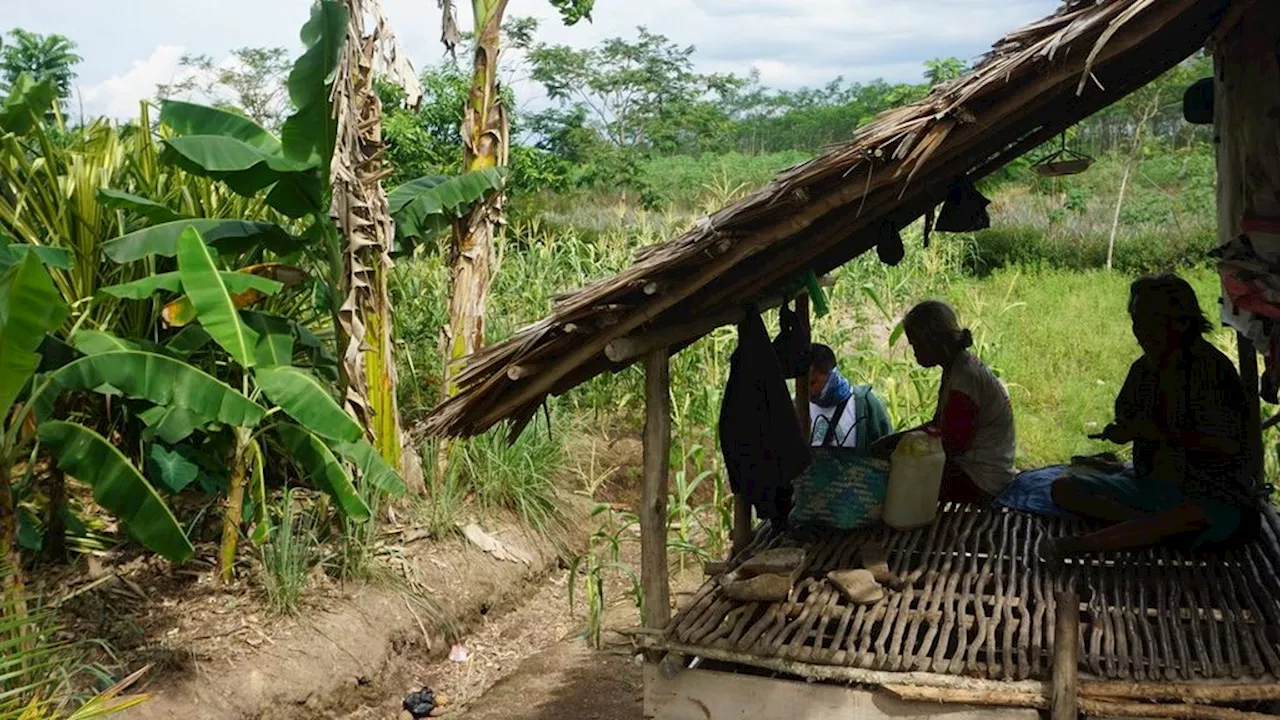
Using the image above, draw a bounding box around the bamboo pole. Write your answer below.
[642,348,672,631]
[1052,588,1080,720]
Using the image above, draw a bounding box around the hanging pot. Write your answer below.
[1183,77,1214,125]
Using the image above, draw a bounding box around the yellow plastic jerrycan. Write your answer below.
[884,428,946,530]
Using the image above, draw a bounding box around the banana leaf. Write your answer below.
[70,329,140,355]
[159,137,322,219]
[329,437,406,498]
[0,73,56,135]
[280,0,348,165]
[137,405,203,444]
[100,271,283,301]
[0,254,68,417]
[254,365,361,442]
[255,333,295,367]
[177,226,258,367]
[276,423,370,520]
[102,218,299,263]
[96,188,185,224]
[0,234,72,270]
[388,169,505,253]
[39,421,195,563]
[159,100,282,154]
[50,351,266,428]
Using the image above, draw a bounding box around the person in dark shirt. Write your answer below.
[1045,274,1256,561]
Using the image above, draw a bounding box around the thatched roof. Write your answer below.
[428,0,1236,440]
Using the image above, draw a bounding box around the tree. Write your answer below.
[0,30,81,102]
[924,57,967,86]
[155,47,292,128]
[528,27,740,154]
[437,0,594,400]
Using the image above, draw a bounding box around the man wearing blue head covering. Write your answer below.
[807,343,893,451]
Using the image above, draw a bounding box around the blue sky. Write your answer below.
[2,0,1059,119]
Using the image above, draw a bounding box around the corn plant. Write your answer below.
[568,504,641,649]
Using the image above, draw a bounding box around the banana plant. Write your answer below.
[0,253,193,579]
[97,1,505,475]
[93,226,406,581]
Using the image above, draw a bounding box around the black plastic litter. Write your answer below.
[403,687,436,719]
[1183,76,1214,125]
[876,221,905,266]
[935,177,991,233]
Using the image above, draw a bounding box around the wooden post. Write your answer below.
[642,348,672,630]
[1051,588,1080,720]
[1239,332,1265,483]
[794,293,812,443]
[1215,2,1280,487]
[732,496,752,559]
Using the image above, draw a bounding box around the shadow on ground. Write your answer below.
[463,641,642,720]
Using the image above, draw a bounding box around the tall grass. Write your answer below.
[259,489,320,613]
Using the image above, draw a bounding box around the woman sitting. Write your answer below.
[872,300,1017,503]
[1044,274,1256,561]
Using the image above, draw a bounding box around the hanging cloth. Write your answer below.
[935,176,992,233]
[720,307,811,522]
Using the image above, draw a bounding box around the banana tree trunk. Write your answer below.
[219,436,248,583]
[331,0,410,482]
[443,0,509,398]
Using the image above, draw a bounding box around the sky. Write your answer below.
[0,0,1060,120]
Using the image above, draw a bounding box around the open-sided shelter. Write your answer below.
[429,0,1280,717]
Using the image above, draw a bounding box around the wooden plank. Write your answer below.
[731,497,752,558]
[1052,588,1080,720]
[642,348,672,630]
[644,665,1039,720]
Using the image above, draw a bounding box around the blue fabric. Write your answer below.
[998,466,1075,518]
[815,368,853,408]
[1069,472,1242,547]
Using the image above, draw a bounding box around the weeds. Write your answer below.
[260,489,320,613]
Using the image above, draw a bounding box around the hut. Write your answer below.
[428,0,1280,717]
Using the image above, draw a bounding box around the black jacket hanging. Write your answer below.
[935,176,992,233]
[719,307,811,522]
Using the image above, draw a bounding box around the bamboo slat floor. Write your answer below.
[662,504,1280,682]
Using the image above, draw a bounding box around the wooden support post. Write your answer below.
[732,496,752,559]
[794,293,812,443]
[1215,1,1280,488]
[1239,332,1265,482]
[642,348,672,630]
[1051,588,1080,720]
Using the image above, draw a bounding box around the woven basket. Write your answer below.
[789,448,890,531]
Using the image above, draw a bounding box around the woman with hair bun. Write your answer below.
[873,300,1017,503]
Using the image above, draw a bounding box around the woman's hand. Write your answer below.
[1089,419,1165,445]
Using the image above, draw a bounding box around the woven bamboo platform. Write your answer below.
[662,504,1280,683]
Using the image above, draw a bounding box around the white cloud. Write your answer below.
[77,45,187,119]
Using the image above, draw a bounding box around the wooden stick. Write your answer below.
[1083,681,1280,703]
[884,686,1280,720]
[641,348,672,631]
[1079,699,1280,720]
[1052,587,1080,720]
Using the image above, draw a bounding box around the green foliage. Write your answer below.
[259,488,321,614]
[0,29,81,102]
[387,169,506,253]
[448,428,563,536]
[0,73,57,134]
[275,424,371,521]
[156,48,292,129]
[0,254,67,417]
[38,421,195,563]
